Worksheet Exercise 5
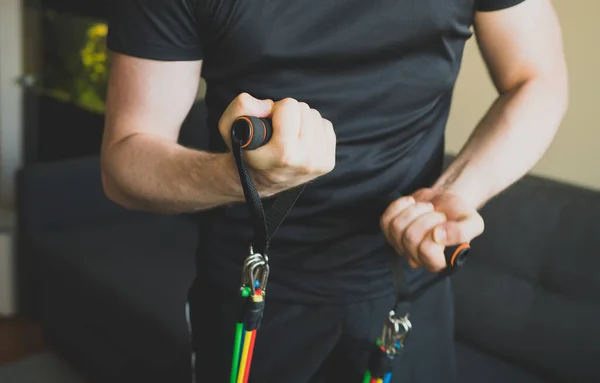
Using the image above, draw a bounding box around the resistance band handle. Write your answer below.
[232,116,273,150]
[230,115,305,256]
[385,191,471,271]
[444,243,471,269]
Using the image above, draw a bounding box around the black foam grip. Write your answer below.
[231,116,273,150]
[444,244,470,268]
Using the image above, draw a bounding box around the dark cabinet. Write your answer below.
[22,1,108,163]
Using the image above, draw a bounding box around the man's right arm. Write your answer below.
[102,0,336,214]
[101,53,248,214]
[101,54,336,214]
[101,0,256,213]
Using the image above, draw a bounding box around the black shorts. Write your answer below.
[188,277,456,383]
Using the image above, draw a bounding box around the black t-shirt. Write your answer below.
[107,0,525,304]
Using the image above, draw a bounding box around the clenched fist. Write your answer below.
[219,93,337,196]
[380,188,484,272]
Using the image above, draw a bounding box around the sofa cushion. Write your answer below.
[17,156,153,235]
[452,175,600,382]
[456,341,549,383]
[33,215,197,382]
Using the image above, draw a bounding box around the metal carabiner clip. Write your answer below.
[381,310,412,357]
[242,246,270,295]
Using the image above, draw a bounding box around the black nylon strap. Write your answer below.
[387,250,456,307]
[265,184,306,243]
[386,250,411,305]
[231,138,305,256]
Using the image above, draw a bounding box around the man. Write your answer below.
[101,0,568,381]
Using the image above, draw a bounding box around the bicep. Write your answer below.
[102,53,202,148]
[474,0,566,93]
[102,0,204,149]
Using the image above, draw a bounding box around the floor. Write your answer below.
[0,315,89,382]
[0,351,89,383]
[0,315,47,366]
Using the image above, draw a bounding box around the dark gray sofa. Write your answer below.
[453,173,600,383]
[17,155,198,383]
[15,108,600,382]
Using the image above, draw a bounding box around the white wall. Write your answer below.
[0,0,24,210]
[0,233,15,315]
[0,0,23,316]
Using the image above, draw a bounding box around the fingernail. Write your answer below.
[408,259,420,269]
[434,227,447,244]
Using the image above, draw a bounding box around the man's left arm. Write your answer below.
[381,0,568,271]
[435,0,569,207]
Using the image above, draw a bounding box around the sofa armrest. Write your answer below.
[16,156,151,235]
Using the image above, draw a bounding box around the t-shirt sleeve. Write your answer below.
[106,0,203,61]
[476,0,526,12]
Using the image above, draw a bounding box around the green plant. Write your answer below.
[42,12,109,114]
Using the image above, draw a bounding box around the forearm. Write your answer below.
[101,134,246,214]
[435,76,568,208]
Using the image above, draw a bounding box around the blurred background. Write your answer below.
[0,1,598,383]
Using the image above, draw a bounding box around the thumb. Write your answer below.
[433,212,484,246]
[412,188,437,203]
[219,93,275,148]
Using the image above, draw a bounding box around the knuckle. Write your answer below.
[390,216,404,234]
[404,226,421,247]
[280,97,299,109]
[265,171,286,185]
[390,216,404,236]
[298,164,312,176]
[418,241,436,261]
[236,92,254,111]
[277,149,294,168]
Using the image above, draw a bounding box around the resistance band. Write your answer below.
[228,116,306,383]
[362,243,472,382]
[230,285,261,383]
[229,114,472,382]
